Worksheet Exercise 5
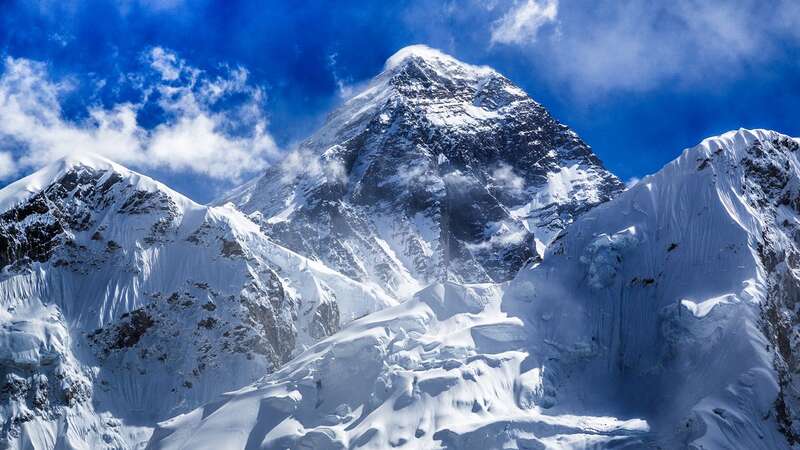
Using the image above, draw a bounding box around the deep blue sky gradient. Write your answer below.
[1,0,799,201]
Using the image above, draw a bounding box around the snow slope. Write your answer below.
[148,282,650,450]
[219,45,623,298]
[511,128,799,449]
[0,153,397,449]
[149,129,800,449]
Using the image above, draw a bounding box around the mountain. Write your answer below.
[218,45,623,298]
[0,154,396,449]
[149,129,800,449]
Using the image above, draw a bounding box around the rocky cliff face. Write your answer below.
[219,45,623,298]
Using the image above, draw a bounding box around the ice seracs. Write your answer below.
[148,282,651,450]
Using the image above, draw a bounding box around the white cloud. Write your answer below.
[388,161,440,189]
[0,152,17,179]
[465,219,529,252]
[492,163,525,192]
[486,0,800,96]
[490,0,558,45]
[148,115,272,179]
[0,58,147,171]
[625,177,640,190]
[443,169,473,186]
[280,147,347,185]
[0,48,279,181]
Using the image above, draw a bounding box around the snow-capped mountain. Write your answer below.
[4,42,797,450]
[0,154,396,449]
[219,45,623,298]
[149,129,800,449]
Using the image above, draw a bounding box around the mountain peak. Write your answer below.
[56,150,123,171]
[223,44,623,295]
[670,128,799,177]
[385,45,480,68]
[694,128,796,155]
[382,44,494,78]
[0,152,191,214]
[384,44,444,68]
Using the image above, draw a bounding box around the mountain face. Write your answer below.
[509,128,800,449]
[0,154,396,449]
[219,45,623,298]
[149,129,800,449]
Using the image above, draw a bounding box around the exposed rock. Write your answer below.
[219,45,623,298]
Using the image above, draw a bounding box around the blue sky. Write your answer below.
[1,0,799,201]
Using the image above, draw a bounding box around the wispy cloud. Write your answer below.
[327,52,356,99]
[486,0,800,96]
[0,47,279,181]
[492,163,525,192]
[490,0,558,45]
[146,46,183,81]
[280,148,346,185]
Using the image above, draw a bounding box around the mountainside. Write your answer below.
[0,154,396,449]
[510,128,800,448]
[150,129,800,449]
[219,45,623,298]
[149,282,651,450]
